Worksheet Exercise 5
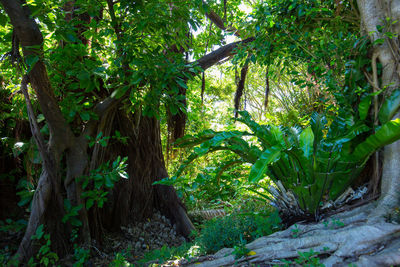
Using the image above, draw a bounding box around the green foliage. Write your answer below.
[29,225,59,267]
[139,242,198,265]
[323,219,345,229]
[232,238,250,259]
[0,219,27,233]
[379,89,400,124]
[72,245,90,267]
[0,251,19,267]
[109,252,130,267]
[196,210,281,254]
[291,224,300,238]
[278,249,324,267]
[172,110,400,218]
[80,156,128,209]
[62,199,83,228]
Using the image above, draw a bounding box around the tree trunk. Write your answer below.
[97,111,194,237]
[357,0,400,219]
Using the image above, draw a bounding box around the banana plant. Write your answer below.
[163,89,400,218]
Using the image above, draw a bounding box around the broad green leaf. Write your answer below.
[249,146,282,183]
[299,127,314,157]
[176,78,188,89]
[379,89,400,124]
[351,118,400,160]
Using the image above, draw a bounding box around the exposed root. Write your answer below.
[185,204,400,267]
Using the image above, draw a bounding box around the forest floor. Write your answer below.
[0,210,186,266]
[77,211,186,266]
[2,202,400,266]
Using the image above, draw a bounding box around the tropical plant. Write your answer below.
[168,101,400,219]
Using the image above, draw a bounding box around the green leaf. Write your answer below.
[0,12,8,26]
[86,199,94,209]
[299,127,314,157]
[169,104,178,115]
[379,89,400,124]
[80,112,90,121]
[249,146,282,183]
[176,78,188,89]
[105,176,113,188]
[359,95,371,120]
[351,118,400,160]
[153,176,177,186]
[25,55,39,73]
[310,113,326,151]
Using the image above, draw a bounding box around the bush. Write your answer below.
[197,210,281,253]
[167,110,400,218]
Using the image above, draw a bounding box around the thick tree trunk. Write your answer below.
[98,112,194,237]
[357,0,400,219]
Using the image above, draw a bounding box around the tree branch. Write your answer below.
[193,37,254,71]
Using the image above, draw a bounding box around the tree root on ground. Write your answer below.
[185,203,400,267]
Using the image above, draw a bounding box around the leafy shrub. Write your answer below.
[29,225,59,266]
[79,156,128,210]
[109,252,129,267]
[197,210,281,253]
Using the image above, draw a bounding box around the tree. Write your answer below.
[357,0,400,219]
[0,0,255,262]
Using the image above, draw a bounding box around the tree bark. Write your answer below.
[194,37,255,71]
[98,111,195,237]
[357,0,400,219]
